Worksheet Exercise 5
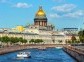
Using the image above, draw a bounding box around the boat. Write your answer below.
[17,52,31,58]
[38,47,46,50]
[55,47,62,49]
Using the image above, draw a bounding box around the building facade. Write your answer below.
[0,6,79,44]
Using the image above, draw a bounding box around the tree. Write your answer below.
[34,39,40,44]
[58,40,62,44]
[19,37,23,44]
[10,37,19,44]
[34,39,43,44]
[52,39,55,43]
[1,36,10,46]
[75,40,80,44]
[23,39,27,44]
[14,37,19,43]
[67,40,72,44]
[0,37,1,42]
[0,37,2,44]
[29,39,34,43]
[0,36,27,45]
[71,35,76,44]
[0,37,1,41]
[40,39,44,43]
[78,30,84,43]
[20,39,27,44]
[29,39,44,44]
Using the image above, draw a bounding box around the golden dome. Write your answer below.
[36,6,46,16]
[16,26,24,32]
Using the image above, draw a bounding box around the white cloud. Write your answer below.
[49,13,60,18]
[50,10,84,19]
[13,3,32,8]
[52,4,76,12]
[64,10,84,18]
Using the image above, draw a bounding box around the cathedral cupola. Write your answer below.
[34,6,47,26]
[36,6,46,18]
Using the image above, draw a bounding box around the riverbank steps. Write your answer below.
[63,46,84,62]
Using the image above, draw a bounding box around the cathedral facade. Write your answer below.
[24,6,54,34]
[0,6,79,44]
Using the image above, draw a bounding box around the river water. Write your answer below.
[0,48,77,62]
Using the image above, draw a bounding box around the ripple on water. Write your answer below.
[0,48,77,62]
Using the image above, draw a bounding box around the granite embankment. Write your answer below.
[0,44,64,55]
[63,46,84,62]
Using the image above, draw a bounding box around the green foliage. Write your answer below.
[0,36,27,45]
[1,36,10,43]
[34,39,43,43]
[18,37,27,44]
[0,37,1,41]
[75,40,80,43]
[70,35,78,44]
[67,40,72,44]
[29,39,44,44]
[18,37,23,43]
[52,39,55,43]
[78,30,84,43]
[10,37,19,43]
[29,39,34,43]
[66,31,83,44]
[67,40,80,44]
[0,36,43,45]
[58,40,62,43]
[40,39,44,43]
[71,35,76,42]
[23,39,27,43]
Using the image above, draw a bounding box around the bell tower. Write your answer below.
[34,6,47,27]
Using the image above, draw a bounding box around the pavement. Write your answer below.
[74,46,84,51]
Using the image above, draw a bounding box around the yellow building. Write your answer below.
[16,26,24,32]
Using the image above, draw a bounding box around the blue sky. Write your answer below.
[0,0,84,29]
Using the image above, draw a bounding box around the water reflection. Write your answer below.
[0,48,77,62]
